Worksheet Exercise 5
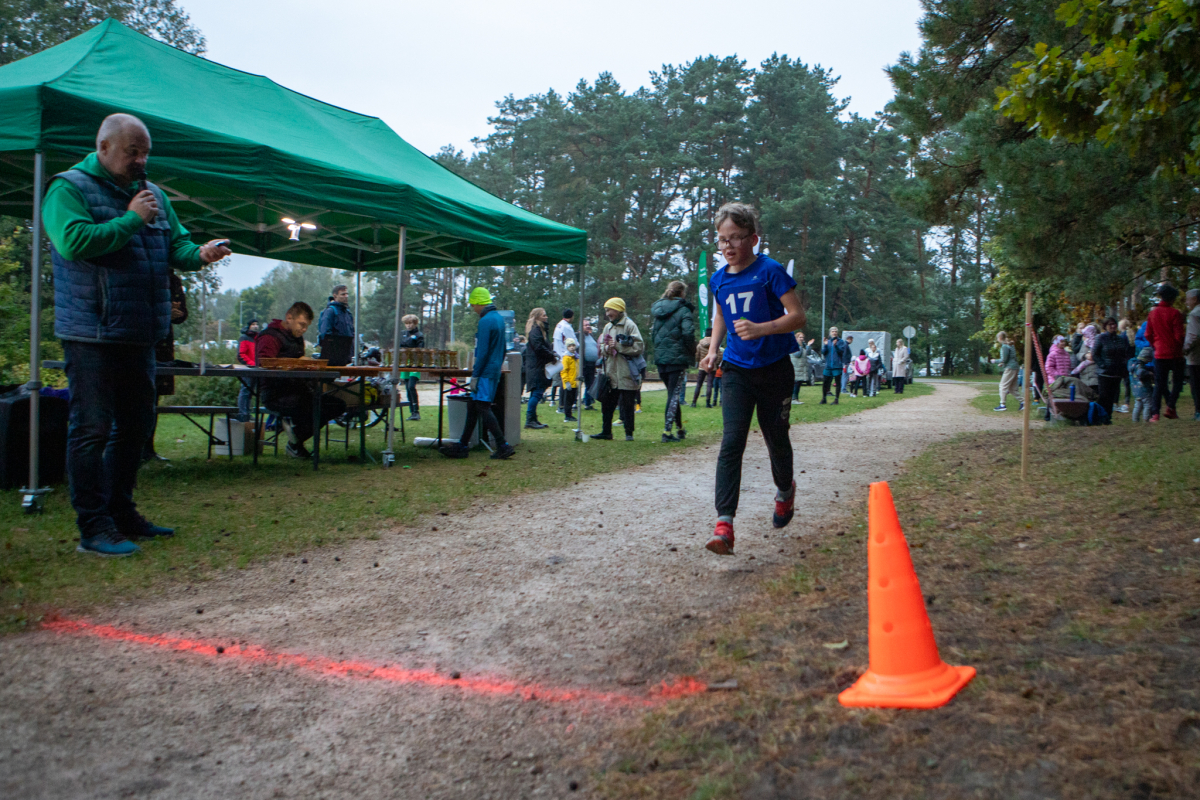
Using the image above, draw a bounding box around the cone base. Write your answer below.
[838,661,975,709]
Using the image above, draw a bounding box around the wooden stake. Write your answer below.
[1021,291,1033,482]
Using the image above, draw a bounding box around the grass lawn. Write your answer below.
[0,379,930,635]
[593,403,1200,798]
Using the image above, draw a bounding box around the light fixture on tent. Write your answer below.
[281,217,317,241]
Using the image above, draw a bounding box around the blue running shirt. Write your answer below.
[709,254,799,369]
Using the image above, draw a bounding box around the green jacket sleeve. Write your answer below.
[41,178,204,270]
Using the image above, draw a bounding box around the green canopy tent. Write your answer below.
[0,20,587,505]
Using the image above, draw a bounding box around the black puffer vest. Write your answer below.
[51,170,172,345]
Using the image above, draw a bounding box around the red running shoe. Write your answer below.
[1164,406,1179,420]
[705,521,735,555]
[773,480,797,529]
[1149,414,1161,422]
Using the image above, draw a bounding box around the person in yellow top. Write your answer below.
[561,339,580,422]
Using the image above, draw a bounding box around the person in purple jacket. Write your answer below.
[698,203,807,555]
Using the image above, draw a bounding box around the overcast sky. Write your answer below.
[186,0,926,291]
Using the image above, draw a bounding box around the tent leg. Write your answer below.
[21,151,51,514]
[382,226,407,468]
[354,265,361,365]
[576,261,586,442]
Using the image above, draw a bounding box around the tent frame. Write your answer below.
[20,151,50,513]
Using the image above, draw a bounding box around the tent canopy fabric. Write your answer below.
[0,19,586,271]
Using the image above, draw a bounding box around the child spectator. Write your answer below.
[1129,347,1155,423]
[561,339,580,423]
[851,350,871,397]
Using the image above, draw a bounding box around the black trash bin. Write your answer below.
[0,385,69,489]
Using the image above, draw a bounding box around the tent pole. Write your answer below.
[576,262,585,441]
[200,278,207,375]
[382,226,407,468]
[21,151,50,514]
[354,254,362,365]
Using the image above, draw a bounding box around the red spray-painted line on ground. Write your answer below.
[43,618,707,708]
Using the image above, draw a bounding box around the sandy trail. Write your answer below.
[0,382,1020,799]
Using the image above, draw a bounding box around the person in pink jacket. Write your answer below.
[1045,335,1073,382]
[850,350,871,397]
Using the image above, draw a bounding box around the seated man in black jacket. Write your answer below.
[255,302,346,458]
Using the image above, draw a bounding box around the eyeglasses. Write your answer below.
[716,234,753,248]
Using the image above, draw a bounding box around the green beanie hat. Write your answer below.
[468,287,492,305]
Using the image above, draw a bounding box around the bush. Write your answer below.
[162,342,241,407]
[169,376,240,407]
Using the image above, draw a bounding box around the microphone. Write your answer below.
[131,165,148,192]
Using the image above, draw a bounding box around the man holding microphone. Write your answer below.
[43,113,231,556]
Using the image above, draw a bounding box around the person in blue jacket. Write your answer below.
[317,284,354,348]
[698,203,806,555]
[440,288,516,460]
[821,327,852,404]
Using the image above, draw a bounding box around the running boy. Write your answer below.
[698,203,806,554]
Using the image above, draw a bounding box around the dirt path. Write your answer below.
[0,383,1022,800]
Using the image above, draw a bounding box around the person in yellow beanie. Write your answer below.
[439,287,515,460]
[593,297,644,440]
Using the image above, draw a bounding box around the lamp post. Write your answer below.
[821,275,827,336]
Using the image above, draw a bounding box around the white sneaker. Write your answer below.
[1117,404,1130,413]
[993,405,1007,412]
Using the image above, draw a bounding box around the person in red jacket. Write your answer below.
[256,303,346,458]
[1144,283,1187,421]
[236,319,259,421]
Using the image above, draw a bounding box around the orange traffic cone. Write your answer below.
[838,481,975,709]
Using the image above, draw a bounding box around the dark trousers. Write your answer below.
[582,362,596,406]
[266,391,347,444]
[237,378,256,421]
[601,388,637,436]
[662,368,686,431]
[63,342,156,537]
[715,357,794,518]
[822,371,842,402]
[893,376,906,393]
[1121,374,1132,405]
[712,375,722,405]
[563,387,578,418]
[1188,365,1200,415]
[692,370,714,405]
[792,380,803,401]
[1151,357,1186,416]
[1097,375,1122,420]
[460,399,507,448]
[404,375,420,413]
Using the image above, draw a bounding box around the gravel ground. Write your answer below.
[0,382,1023,799]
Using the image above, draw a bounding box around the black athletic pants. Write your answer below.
[1189,365,1200,416]
[601,389,637,436]
[1097,375,1122,421]
[1151,357,1186,416]
[821,371,842,402]
[715,357,794,518]
[662,367,685,431]
[692,370,713,405]
[459,399,507,449]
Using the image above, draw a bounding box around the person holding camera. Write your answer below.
[592,298,644,441]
